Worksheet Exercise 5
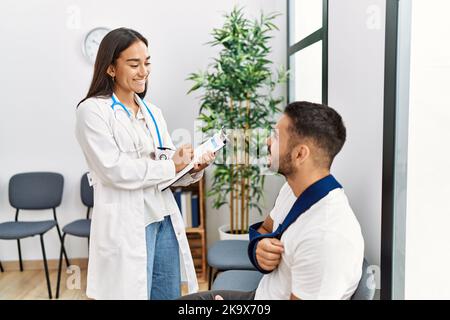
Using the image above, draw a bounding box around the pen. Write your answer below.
[157,147,175,151]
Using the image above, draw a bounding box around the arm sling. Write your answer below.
[248,175,342,274]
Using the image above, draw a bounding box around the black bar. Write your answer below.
[381,0,399,301]
[0,260,4,272]
[288,29,323,56]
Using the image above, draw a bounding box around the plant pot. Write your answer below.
[218,224,249,241]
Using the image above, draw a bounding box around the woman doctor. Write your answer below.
[75,28,215,300]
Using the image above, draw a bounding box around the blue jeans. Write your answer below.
[145,215,181,300]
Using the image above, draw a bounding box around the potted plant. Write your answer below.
[188,7,287,239]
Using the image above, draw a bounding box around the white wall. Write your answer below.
[0,0,286,261]
[328,0,386,269]
[404,0,450,299]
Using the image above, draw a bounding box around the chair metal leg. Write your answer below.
[17,239,23,272]
[53,208,70,267]
[208,268,221,289]
[56,233,66,299]
[0,260,4,272]
[208,266,214,290]
[55,224,70,268]
[40,235,52,299]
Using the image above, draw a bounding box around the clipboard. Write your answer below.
[157,129,228,191]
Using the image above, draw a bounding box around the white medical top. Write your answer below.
[124,106,168,225]
[123,104,202,226]
[254,182,365,300]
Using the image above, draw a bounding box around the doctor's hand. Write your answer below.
[255,238,284,272]
[190,151,216,174]
[172,144,194,173]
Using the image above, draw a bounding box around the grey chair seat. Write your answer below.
[212,270,263,291]
[0,220,56,240]
[62,219,91,238]
[208,240,255,270]
[351,258,376,300]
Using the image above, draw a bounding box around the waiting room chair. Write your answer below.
[207,240,256,289]
[0,172,69,299]
[56,173,93,299]
[212,269,263,291]
[351,258,376,300]
[211,258,376,300]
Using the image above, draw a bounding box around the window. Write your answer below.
[288,0,328,104]
[383,0,450,300]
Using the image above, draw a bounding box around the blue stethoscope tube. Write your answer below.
[110,94,163,149]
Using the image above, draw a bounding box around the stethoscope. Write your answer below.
[110,94,173,160]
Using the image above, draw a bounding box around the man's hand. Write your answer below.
[255,238,284,271]
[190,151,216,174]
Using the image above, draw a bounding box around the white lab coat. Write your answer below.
[75,95,200,300]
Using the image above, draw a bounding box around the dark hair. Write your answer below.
[284,101,346,169]
[77,28,148,107]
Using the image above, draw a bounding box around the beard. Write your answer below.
[278,151,296,177]
[268,146,296,177]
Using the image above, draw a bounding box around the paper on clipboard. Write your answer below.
[157,129,228,191]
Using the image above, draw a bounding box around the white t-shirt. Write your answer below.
[254,182,365,300]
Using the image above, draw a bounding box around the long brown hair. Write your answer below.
[77,27,148,107]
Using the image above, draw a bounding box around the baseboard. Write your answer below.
[0,258,88,272]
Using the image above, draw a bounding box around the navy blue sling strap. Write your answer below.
[248,174,342,274]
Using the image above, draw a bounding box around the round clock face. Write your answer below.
[83,27,110,64]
